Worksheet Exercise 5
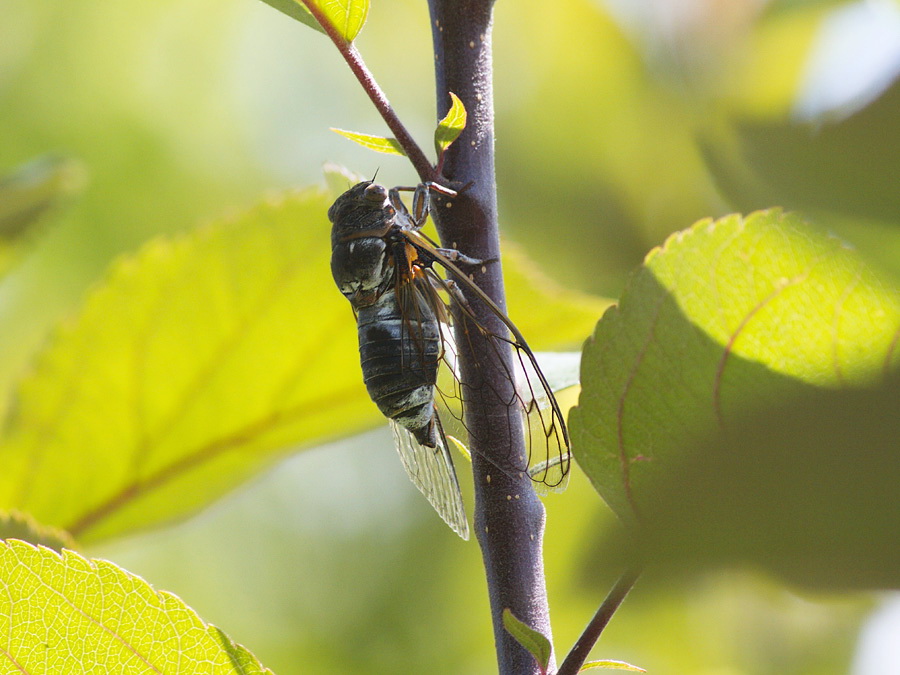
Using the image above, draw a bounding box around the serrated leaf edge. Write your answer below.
[0,510,75,551]
[0,539,274,674]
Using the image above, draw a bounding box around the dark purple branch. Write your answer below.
[556,569,641,675]
[426,2,553,674]
[300,1,435,180]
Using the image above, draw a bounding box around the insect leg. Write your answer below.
[440,277,471,311]
[388,187,414,223]
[433,248,492,267]
[433,276,503,343]
[389,185,434,229]
[391,182,462,230]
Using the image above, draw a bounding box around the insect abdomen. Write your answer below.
[357,289,441,447]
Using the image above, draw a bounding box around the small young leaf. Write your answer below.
[580,659,646,672]
[257,0,325,34]
[502,608,552,673]
[434,92,467,155]
[0,510,74,551]
[445,434,471,462]
[0,540,273,673]
[331,128,407,156]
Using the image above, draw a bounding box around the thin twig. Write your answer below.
[556,568,642,675]
[300,1,436,180]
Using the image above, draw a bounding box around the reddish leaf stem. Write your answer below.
[300,1,436,181]
[556,568,641,675]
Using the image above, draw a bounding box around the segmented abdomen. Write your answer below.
[357,288,441,447]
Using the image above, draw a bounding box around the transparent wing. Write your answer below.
[389,417,469,540]
[405,229,572,490]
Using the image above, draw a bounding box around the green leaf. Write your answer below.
[0,511,74,551]
[0,540,273,673]
[580,660,646,672]
[502,608,552,673]
[434,92,467,156]
[571,209,900,528]
[257,0,325,35]
[0,190,376,543]
[626,377,900,589]
[310,0,370,42]
[330,128,407,156]
[258,0,369,42]
[573,209,900,588]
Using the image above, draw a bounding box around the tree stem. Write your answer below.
[556,568,641,675]
[427,2,554,673]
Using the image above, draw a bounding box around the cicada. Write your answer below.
[329,181,570,539]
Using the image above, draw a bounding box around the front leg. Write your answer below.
[390,182,462,230]
[389,185,432,230]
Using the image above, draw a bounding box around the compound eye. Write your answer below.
[363,183,388,202]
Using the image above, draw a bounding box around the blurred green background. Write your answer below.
[3,0,900,672]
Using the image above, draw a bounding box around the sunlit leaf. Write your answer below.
[0,540,272,673]
[257,0,324,35]
[309,0,370,42]
[263,0,369,42]
[573,209,900,587]
[330,128,407,156]
[434,92,467,156]
[502,608,552,673]
[258,0,370,41]
[580,659,646,672]
[0,190,374,543]
[0,511,73,551]
[571,209,900,527]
